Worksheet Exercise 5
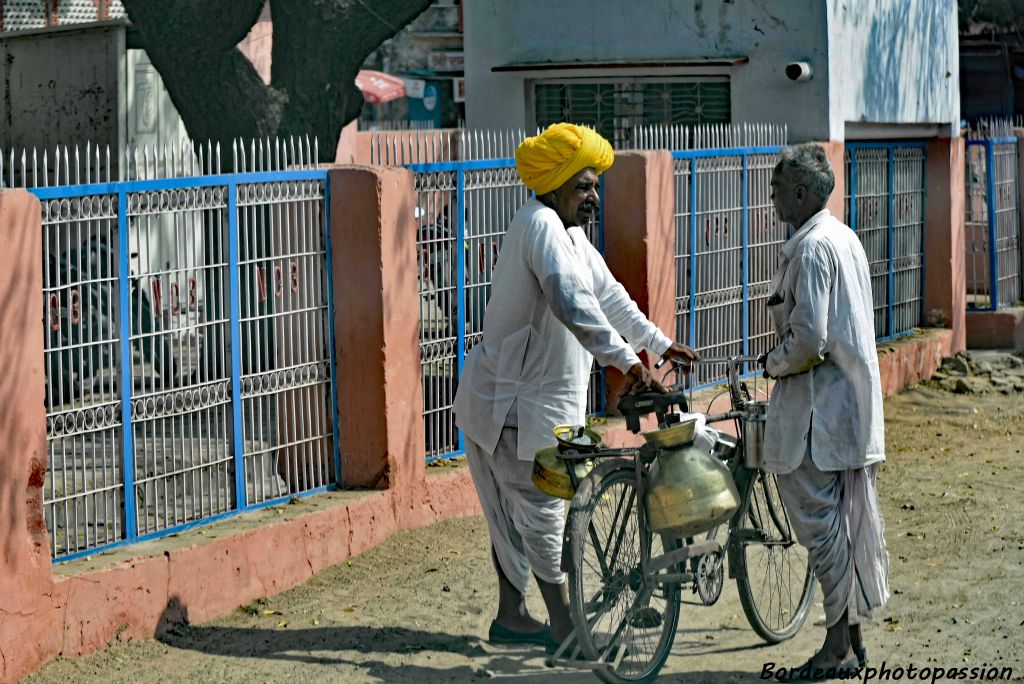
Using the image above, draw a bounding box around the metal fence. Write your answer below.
[4,137,339,561]
[399,130,604,461]
[388,124,932,458]
[667,124,790,386]
[845,142,927,340]
[965,120,1021,310]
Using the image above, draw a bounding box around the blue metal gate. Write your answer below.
[666,124,789,388]
[845,142,927,340]
[966,133,1021,310]
[396,130,605,462]
[14,139,339,561]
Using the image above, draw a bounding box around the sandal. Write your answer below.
[488,620,559,650]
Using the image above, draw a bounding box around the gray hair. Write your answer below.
[776,144,835,203]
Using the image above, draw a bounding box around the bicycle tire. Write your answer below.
[566,464,680,684]
[735,469,816,643]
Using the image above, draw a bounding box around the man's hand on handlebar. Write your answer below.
[656,342,699,372]
[624,363,668,394]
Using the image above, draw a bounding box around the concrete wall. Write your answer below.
[0,24,125,154]
[0,23,188,178]
[463,0,832,142]
[827,0,960,140]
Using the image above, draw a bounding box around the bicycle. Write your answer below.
[549,355,816,683]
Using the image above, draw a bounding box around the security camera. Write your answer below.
[785,62,813,82]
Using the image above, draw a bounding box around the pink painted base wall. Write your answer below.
[966,309,1024,351]
[0,469,480,683]
[876,329,955,397]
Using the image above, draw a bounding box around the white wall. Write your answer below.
[827,0,960,139]
[464,0,833,142]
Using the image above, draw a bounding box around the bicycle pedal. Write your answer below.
[629,606,662,629]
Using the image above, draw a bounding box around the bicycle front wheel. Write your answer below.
[735,469,816,643]
[566,465,679,684]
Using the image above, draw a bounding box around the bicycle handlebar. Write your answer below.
[616,390,689,434]
[655,354,767,415]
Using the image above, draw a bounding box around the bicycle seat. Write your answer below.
[616,390,689,433]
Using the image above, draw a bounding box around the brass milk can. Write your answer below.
[643,421,740,538]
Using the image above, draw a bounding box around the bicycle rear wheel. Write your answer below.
[735,469,815,643]
[566,465,679,684]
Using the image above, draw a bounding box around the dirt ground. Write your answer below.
[27,381,1024,683]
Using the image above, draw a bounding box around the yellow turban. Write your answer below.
[515,123,614,195]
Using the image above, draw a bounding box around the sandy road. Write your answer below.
[27,383,1024,683]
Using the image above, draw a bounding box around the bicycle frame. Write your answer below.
[552,354,812,677]
[564,355,787,589]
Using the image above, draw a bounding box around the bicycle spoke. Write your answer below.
[735,470,814,642]
[568,466,680,682]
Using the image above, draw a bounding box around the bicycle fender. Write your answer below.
[567,458,635,512]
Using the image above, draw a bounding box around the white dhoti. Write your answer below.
[466,427,566,592]
[776,452,890,628]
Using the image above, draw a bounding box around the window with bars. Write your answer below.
[533,79,730,148]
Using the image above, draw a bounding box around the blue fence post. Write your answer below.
[323,174,342,485]
[688,158,698,349]
[117,189,137,541]
[985,141,999,310]
[455,167,466,453]
[741,153,749,367]
[849,149,858,232]
[887,146,895,337]
[227,180,247,509]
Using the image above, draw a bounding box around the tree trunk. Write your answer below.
[121,0,433,164]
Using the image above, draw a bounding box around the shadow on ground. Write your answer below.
[159,616,769,683]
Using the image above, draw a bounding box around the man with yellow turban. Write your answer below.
[453,123,697,650]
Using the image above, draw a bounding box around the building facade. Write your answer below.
[463,0,960,144]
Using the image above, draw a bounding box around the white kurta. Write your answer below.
[763,209,886,474]
[453,199,672,462]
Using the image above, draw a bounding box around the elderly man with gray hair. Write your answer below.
[762,144,889,680]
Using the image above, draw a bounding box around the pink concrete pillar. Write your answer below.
[328,166,425,490]
[924,136,967,353]
[1016,128,1024,293]
[818,140,847,219]
[602,150,677,411]
[0,190,57,682]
